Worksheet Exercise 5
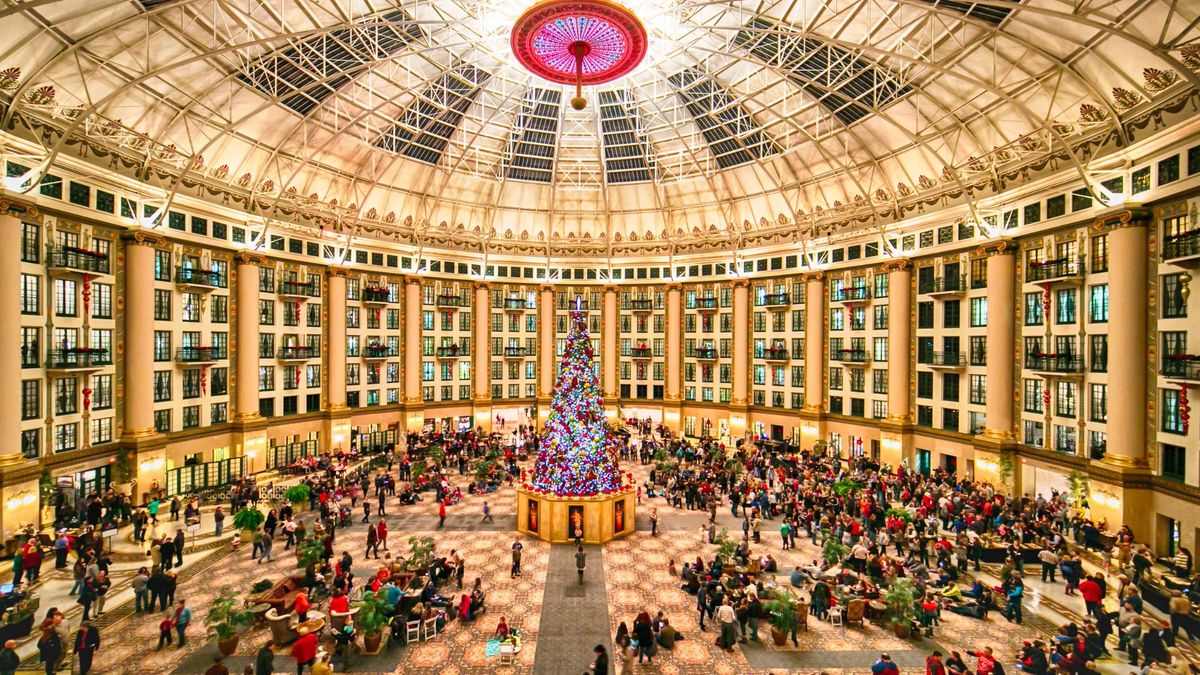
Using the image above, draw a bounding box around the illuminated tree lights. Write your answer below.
[527,307,623,496]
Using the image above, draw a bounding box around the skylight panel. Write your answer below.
[237,10,424,116]
[911,0,1018,25]
[598,90,656,184]
[666,68,778,170]
[733,17,912,126]
[374,64,491,165]
[506,88,561,184]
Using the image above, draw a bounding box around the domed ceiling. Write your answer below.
[0,0,1197,257]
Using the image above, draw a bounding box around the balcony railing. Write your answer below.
[1163,229,1200,262]
[1025,353,1084,373]
[631,347,652,359]
[628,299,654,312]
[763,348,790,361]
[362,345,398,359]
[695,297,718,310]
[1027,257,1084,283]
[176,267,223,288]
[277,345,318,360]
[47,348,111,369]
[362,287,392,304]
[503,298,528,310]
[922,276,966,296]
[832,349,869,363]
[832,286,871,303]
[278,281,319,298]
[921,351,964,367]
[176,346,226,363]
[694,348,718,359]
[504,347,529,357]
[1162,355,1200,380]
[436,345,469,358]
[47,246,109,275]
[763,293,790,307]
[437,294,468,308]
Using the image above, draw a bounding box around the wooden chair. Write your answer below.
[845,599,866,627]
[405,620,421,644]
[499,643,517,666]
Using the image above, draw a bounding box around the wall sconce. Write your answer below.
[1093,490,1121,508]
[140,458,164,471]
[5,491,34,510]
[881,438,902,451]
[245,450,257,459]
[976,458,998,472]
[801,424,818,436]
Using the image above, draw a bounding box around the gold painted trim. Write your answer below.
[120,230,167,247]
[878,258,911,273]
[975,239,1018,257]
[1092,207,1152,231]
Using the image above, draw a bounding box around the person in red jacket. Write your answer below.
[439,501,447,528]
[291,630,319,674]
[293,591,311,622]
[925,650,947,675]
[1078,574,1104,619]
[376,519,389,551]
[329,589,350,614]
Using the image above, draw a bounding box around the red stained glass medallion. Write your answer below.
[511,0,648,87]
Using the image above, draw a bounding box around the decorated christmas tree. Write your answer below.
[528,300,623,496]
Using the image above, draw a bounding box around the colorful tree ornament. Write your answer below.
[528,299,622,495]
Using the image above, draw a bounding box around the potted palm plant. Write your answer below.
[822,537,849,566]
[881,578,918,639]
[231,507,265,543]
[354,590,391,653]
[205,586,254,656]
[406,536,435,572]
[284,484,311,511]
[712,528,738,572]
[296,535,325,570]
[765,587,799,646]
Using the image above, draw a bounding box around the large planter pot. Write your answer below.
[770,626,787,647]
[217,635,240,656]
[363,631,384,654]
[891,622,911,639]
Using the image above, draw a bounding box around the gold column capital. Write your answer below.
[602,284,619,294]
[327,266,354,278]
[1092,206,1152,231]
[974,239,1018,257]
[403,275,423,286]
[473,280,491,292]
[731,278,751,289]
[121,229,168,248]
[878,258,911,273]
[0,198,40,220]
[799,270,826,283]
[539,284,556,293]
[235,251,270,267]
[665,283,683,293]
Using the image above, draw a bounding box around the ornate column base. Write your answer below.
[1100,454,1150,471]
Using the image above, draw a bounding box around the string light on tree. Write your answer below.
[526,297,623,496]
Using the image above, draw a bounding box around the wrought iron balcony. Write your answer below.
[923,276,966,297]
[47,348,111,370]
[832,286,871,303]
[362,345,398,360]
[1025,353,1084,374]
[503,298,528,311]
[504,346,529,358]
[1026,257,1084,283]
[362,287,392,304]
[763,293,791,307]
[631,347,652,359]
[278,281,319,298]
[175,267,223,289]
[277,345,318,360]
[436,345,469,358]
[763,348,790,361]
[695,296,718,310]
[1163,229,1200,265]
[694,347,718,359]
[627,299,654,312]
[175,346,226,363]
[1162,355,1200,381]
[921,351,964,368]
[47,246,109,276]
[832,349,870,363]
[436,294,468,308]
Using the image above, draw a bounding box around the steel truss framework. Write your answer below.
[0,0,1196,258]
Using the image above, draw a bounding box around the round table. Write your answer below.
[247,603,272,625]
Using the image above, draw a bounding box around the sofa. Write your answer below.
[246,576,308,613]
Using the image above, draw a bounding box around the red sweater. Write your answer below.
[291,632,318,662]
[1079,579,1103,603]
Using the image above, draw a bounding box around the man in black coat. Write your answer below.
[254,640,275,675]
[74,620,100,675]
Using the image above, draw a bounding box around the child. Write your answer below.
[230,532,241,550]
[157,611,175,650]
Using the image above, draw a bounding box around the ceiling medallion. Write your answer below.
[511,0,648,110]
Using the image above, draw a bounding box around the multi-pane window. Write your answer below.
[154,289,171,320]
[153,371,171,402]
[259,366,275,391]
[182,293,201,322]
[1090,334,1108,372]
[259,300,275,325]
[1162,444,1186,481]
[1162,274,1188,318]
[54,279,76,316]
[154,250,172,281]
[211,295,228,323]
[90,418,112,446]
[91,283,112,319]
[917,302,934,329]
[969,298,987,327]
[21,221,39,263]
[969,375,987,405]
[20,274,39,314]
[54,377,78,415]
[1024,293,1043,325]
[55,423,78,452]
[1090,234,1108,273]
[21,380,39,420]
[92,374,112,410]
[1162,389,1186,434]
[182,370,201,399]
[154,331,171,361]
[1055,381,1077,418]
[1024,378,1043,413]
[1089,384,1107,422]
[1088,285,1108,323]
[943,373,960,402]
[21,328,39,368]
[1055,289,1076,324]
[944,300,960,329]
[154,410,171,433]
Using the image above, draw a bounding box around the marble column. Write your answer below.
[803,272,826,410]
[981,241,1017,439]
[538,285,556,399]
[665,285,682,402]
[326,269,348,411]
[123,230,166,436]
[234,252,265,421]
[0,213,25,463]
[603,286,619,401]
[403,277,422,405]
[1099,210,1151,467]
[731,280,751,405]
[473,281,492,402]
[884,261,912,422]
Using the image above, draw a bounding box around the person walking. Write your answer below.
[157,611,174,650]
[132,567,150,613]
[257,531,274,564]
[438,500,447,528]
[213,507,225,537]
[292,629,319,675]
[511,541,523,578]
[377,519,388,551]
[255,640,275,675]
[575,545,587,585]
[74,620,100,675]
[174,529,185,567]
[650,508,658,537]
[36,621,62,675]
[633,611,654,664]
[589,644,609,674]
[0,639,18,675]
[365,524,379,559]
[174,599,192,647]
[1168,589,1192,640]
[482,501,493,523]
